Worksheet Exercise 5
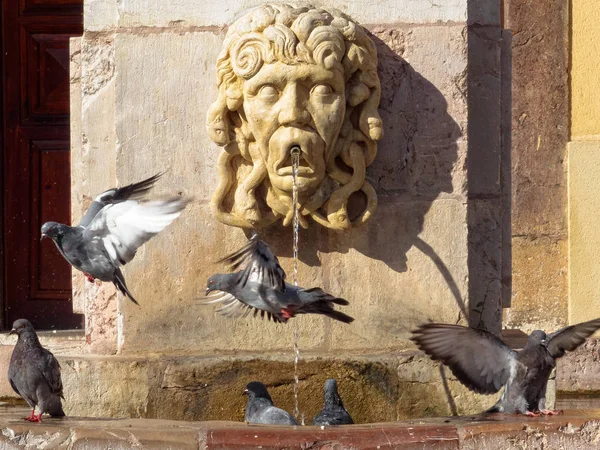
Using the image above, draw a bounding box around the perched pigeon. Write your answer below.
[312,379,354,426]
[8,319,65,422]
[41,173,189,304]
[411,318,600,416]
[200,234,354,323]
[244,381,299,425]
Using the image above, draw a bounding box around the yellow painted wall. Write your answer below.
[568,142,600,323]
[571,0,600,137]
[569,0,600,323]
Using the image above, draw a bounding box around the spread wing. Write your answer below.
[77,172,163,228]
[218,234,286,292]
[411,323,517,394]
[84,197,188,266]
[198,291,284,323]
[546,318,600,358]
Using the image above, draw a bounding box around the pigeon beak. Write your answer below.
[243,388,249,395]
[40,232,46,240]
[8,328,16,336]
[205,287,213,295]
[541,339,548,345]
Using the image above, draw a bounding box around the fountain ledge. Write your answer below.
[1,407,600,449]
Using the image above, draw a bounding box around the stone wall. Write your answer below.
[61,0,508,420]
[502,0,569,334]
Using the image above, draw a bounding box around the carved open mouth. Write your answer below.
[275,144,314,177]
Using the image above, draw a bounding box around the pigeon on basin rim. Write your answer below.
[41,172,189,304]
[8,319,65,423]
[200,233,354,323]
[411,318,600,416]
[244,381,299,425]
[312,378,354,426]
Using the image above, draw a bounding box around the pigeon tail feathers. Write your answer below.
[113,268,139,305]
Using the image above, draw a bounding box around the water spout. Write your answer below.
[290,145,303,424]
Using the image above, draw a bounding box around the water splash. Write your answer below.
[290,146,304,424]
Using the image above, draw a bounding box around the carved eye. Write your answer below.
[258,85,279,99]
[311,84,333,95]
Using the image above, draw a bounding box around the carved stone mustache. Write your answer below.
[269,126,324,177]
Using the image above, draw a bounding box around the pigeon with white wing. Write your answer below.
[41,173,189,304]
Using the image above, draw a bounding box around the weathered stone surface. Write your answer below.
[85,0,470,31]
[0,352,497,422]
[75,23,472,355]
[503,236,568,333]
[467,199,503,332]
[369,25,467,197]
[75,32,119,355]
[60,356,151,418]
[504,0,569,330]
[556,339,600,393]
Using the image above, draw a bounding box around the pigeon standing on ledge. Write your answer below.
[200,234,354,323]
[411,318,600,416]
[41,172,189,304]
[312,379,354,426]
[8,319,65,422]
[244,381,299,425]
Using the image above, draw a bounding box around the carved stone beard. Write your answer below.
[263,173,336,228]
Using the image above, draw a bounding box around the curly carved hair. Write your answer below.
[207,4,383,230]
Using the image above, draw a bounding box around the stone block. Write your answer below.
[0,346,15,399]
[505,0,568,237]
[503,236,567,333]
[556,338,600,393]
[368,25,467,197]
[111,0,470,30]
[55,353,497,422]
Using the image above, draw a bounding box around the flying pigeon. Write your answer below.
[411,318,600,416]
[41,173,189,304]
[312,379,354,426]
[244,381,299,425]
[8,319,65,422]
[200,234,354,323]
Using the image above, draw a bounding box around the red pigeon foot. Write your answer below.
[281,308,295,320]
[83,272,95,283]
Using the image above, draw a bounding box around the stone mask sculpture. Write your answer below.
[207,4,383,230]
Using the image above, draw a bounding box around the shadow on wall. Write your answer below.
[252,25,509,336]
[256,33,467,321]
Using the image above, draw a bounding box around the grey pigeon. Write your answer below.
[41,173,189,304]
[411,318,600,416]
[312,379,354,426]
[244,381,299,425]
[201,234,354,323]
[8,319,65,422]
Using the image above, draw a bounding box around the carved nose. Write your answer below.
[278,85,310,126]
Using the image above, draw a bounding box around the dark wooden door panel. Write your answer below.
[20,0,82,16]
[2,0,83,330]
[22,22,82,123]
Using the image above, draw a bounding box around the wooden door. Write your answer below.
[1,0,83,329]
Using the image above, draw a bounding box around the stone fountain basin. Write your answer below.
[2,406,600,449]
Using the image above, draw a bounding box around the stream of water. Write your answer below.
[290,147,303,424]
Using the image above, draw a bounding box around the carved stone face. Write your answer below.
[242,62,346,194]
[207,4,383,230]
